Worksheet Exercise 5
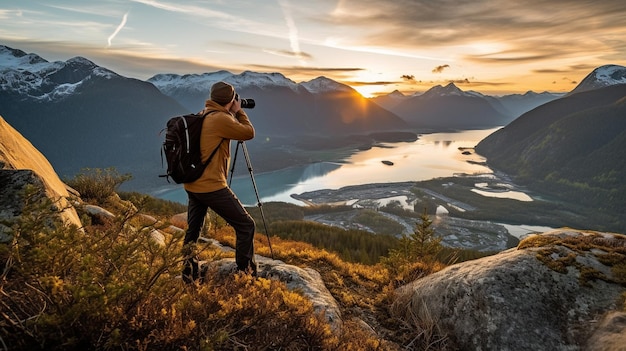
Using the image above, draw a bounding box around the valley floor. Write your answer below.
[290,173,577,252]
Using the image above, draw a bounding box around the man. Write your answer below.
[182,81,256,283]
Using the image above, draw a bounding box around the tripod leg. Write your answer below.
[228,141,242,187]
[240,142,275,259]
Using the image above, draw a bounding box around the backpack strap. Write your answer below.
[200,110,225,169]
[203,138,224,167]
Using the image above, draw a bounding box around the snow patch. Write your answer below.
[149,70,300,94]
[301,76,354,94]
[421,83,470,99]
[593,65,626,86]
[35,81,83,101]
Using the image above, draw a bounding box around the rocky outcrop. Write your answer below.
[0,170,46,241]
[0,116,81,240]
[197,237,343,329]
[392,229,626,350]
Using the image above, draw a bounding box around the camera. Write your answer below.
[235,94,255,109]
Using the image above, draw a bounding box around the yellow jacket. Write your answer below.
[183,100,254,193]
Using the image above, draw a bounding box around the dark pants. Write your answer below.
[185,187,256,274]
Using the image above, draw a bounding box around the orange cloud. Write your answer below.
[432,64,450,73]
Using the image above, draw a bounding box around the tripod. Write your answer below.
[228,140,274,259]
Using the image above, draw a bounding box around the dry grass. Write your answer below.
[0,190,407,350]
[389,295,451,351]
[1,168,462,350]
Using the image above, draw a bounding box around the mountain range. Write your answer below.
[378,83,510,129]
[1,44,624,195]
[371,85,564,128]
[149,72,407,136]
[0,45,410,190]
[0,45,189,190]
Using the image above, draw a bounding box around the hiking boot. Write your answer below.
[182,257,199,284]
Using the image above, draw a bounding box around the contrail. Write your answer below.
[278,0,304,64]
[107,12,128,47]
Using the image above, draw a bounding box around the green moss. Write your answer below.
[535,248,575,274]
[517,235,560,250]
[612,263,626,285]
[578,266,609,287]
[597,252,626,266]
[519,232,626,287]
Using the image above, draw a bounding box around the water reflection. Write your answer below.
[230,162,343,205]
[434,140,453,147]
[471,182,533,202]
[157,128,500,206]
[500,224,554,239]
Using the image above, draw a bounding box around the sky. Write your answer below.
[1,0,626,97]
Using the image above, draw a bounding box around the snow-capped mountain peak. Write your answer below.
[0,45,47,68]
[148,70,299,95]
[569,64,626,95]
[66,56,96,67]
[0,45,119,99]
[421,82,468,98]
[592,64,626,85]
[300,76,355,94]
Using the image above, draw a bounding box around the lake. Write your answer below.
[155,128,503,206]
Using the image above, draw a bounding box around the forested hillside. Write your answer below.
[476,85,626,231]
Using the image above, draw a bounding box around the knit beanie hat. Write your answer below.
[210,81,235,106]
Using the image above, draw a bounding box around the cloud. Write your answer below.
[263,49,313,60]
[344,80,398,86]
[247,64,364,81]
[448,79,509,87]
[107,12,128,47]
[450,78,471,84]
[326,0,626,67]
[251,64,363,73]
[0,39,228,79]
[401,74,415,81]
[130,0,198,14]
[561,77,577,85]
[128,0,264,35]
[532,64,597,74]
[432,64,450,73]
[0,9,23,19]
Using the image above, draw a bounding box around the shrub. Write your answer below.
[64,167,132,204]
[119,191,187,217]
[0,188,386,350]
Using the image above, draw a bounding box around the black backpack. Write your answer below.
[159,111,223,184]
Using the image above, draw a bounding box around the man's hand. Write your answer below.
[230,96,242,114]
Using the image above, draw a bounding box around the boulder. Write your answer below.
[177,235,342,328]
[81,203,167,246]
[170,212,188,230]
[0,170,46,241]
[0,116,81,234]
[83,204,115,225]
[206,256,343,329]
[392,229,626,350]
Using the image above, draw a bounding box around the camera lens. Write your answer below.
[240,98,255,109]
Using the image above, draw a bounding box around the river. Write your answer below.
[155,128,502,206]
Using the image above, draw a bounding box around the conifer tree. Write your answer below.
[409,210,442,261]
[383,209,442,266]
